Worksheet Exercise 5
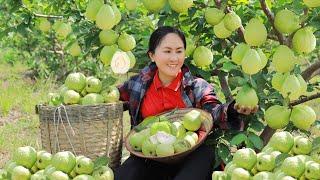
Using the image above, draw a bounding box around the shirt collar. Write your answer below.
[153,70,182,91]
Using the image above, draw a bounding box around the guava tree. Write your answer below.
[1,0,320,167]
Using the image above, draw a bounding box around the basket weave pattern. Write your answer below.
[37,103,123,169]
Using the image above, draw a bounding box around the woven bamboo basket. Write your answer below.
[36,103,124,169]
[125,108,213,164]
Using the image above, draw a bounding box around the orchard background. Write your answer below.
[0,0,319,169]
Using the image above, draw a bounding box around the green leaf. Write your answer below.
[230,133,247,146]
[312,137,320,150]
[220,62,238,73]
[94,156,109,170]
[248,133,264,150]
[275,153,290,168]
[218,143,232,164]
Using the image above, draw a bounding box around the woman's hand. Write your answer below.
[234,103,259,115]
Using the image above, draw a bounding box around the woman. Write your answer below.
[115,26,257,180]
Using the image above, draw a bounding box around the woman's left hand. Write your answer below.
[234,103,259,115]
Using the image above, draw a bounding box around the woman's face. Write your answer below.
[149,33,185,84]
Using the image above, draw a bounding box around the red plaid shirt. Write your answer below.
[117,62,243,131]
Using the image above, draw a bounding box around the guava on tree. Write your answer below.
[85,0,104,21]
[303,0,320,7]
[231,43,250,65]
[13,146,37,169]
[192,46,213,67]
[142,0,166,12]
[296,74,307,96]
[111,4,121,25]
[11,166,31,180]
[39,18,51,32]
[65,72,86,92]
[281,74,301,101]
[274,9,300,34]
[99,29,119,46]
[156,143,175,157]
[214,21,232,39]
[233,148,257,170]
[126,51,136,69]
[86,77,102,93]
[56,23,72,39]
[256,153,275,172]
[36,150,52,170]
[182,110,201,131]
[305,161,320,179]
[117,33,136,52]
[231,167,251,180]
[292,27,316,54]
[281,156,305,178]
[272,45,296,73]
[223,12,242,31]
[141,139,157,156]
[271,72,288,92]
[185,38,196,57]
[51,151,76,174]
[235,85,259,109]
[69,41,81,57]
[92,166,114,180]
[244,18,267,47]
[290,105,316,130]
[100,45,118,66]
[110,51,131,74]
[264,105,291,129]
[75,156,94,175]
[257,48,268,69]
[101,86,120,103]
[204,8,225,26]
[96,5,116,30]
[292,136,312,155]
[125,0,138,11]
[63,90,81,104]
[168,0,193,13]
[241,48,262,75]
[269,131,294,153]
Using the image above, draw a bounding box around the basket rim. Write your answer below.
[124,108,213,160]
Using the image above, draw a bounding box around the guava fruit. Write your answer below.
[293,136,312,156]
[111,52,131,74]
[150,131,176,145]
[274,9,300,34]
[257,48,268,69]
[129,132,147,151]
[150,121,172,135]
[173,139,191,153]
[231,167,251,180]
[156,143,175,157]
[185,38,196,57]
[231,43,250,65]
[270,151,282,159]
[101,86,120,103]
[81,93,104,105]
[65,72,86,92]
[117,33,136,52]
[142,0,166,12]
[100,45,118,66]
[204,8,225,26]
[30,172,46,180]
[241,48,262,75]
[85,0,104,21]
[85,77,102,93]
[305,161,320,179]
[303,0,320,7]
[99,30,119,46]
[182,110,201,131]
[269,131,294,153]
[212,171,226,180]
[48,170,69,180]
[56,23,72,39]
[185,131,198,142]
[111,4,121,25]
[290,105,316,130]
[235,85,258,109]
[183,133,196,147]
[271,72,288,92]
[281,74,301,100]
[256,153,275,171]
[39,18,51,32]
[233,148,257,170]
[296,154,313,164]
[310,148,320,163]
[292,27,316,54]
[52,20,63,31]
[272,45,295,73]
[296,74,307,96]
[171,121,186,139]
[96,5,116,30]
[69,41,81,57]
[244,18,267,46]
[223,12,242,31]
[36,150,52,170]
[51,151,76,174]
[192,46,213,67]
[63,90,80,104]
[75,156,94,175]
[168,0,193,13]
[264,105,291,129]
[141,139,157,156]
[125,0,138,11]
[13,146,37,169]
[73,174,95,180]
[253,171,275,180]
[11,166,31,180]
[92,166,114,180]
[281,156,305,178]
[126,51,136,68]
[214,21,232,39]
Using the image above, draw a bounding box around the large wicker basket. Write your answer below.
[124,108,213,164]
[36,103,124,169]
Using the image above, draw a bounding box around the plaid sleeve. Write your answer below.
[193,78,243,131]
[117,81,130,111]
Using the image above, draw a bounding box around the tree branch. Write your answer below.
[218,73,234,102]
[33,13,64,19]
[290,92,320,106]
[214,0,222,8]
[302,60,320,81]
[259,0,286,45]
[260,126,275,146]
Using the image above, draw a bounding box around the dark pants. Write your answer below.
[114,144,215,180]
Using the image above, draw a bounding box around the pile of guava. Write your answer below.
[0,146,114,180]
